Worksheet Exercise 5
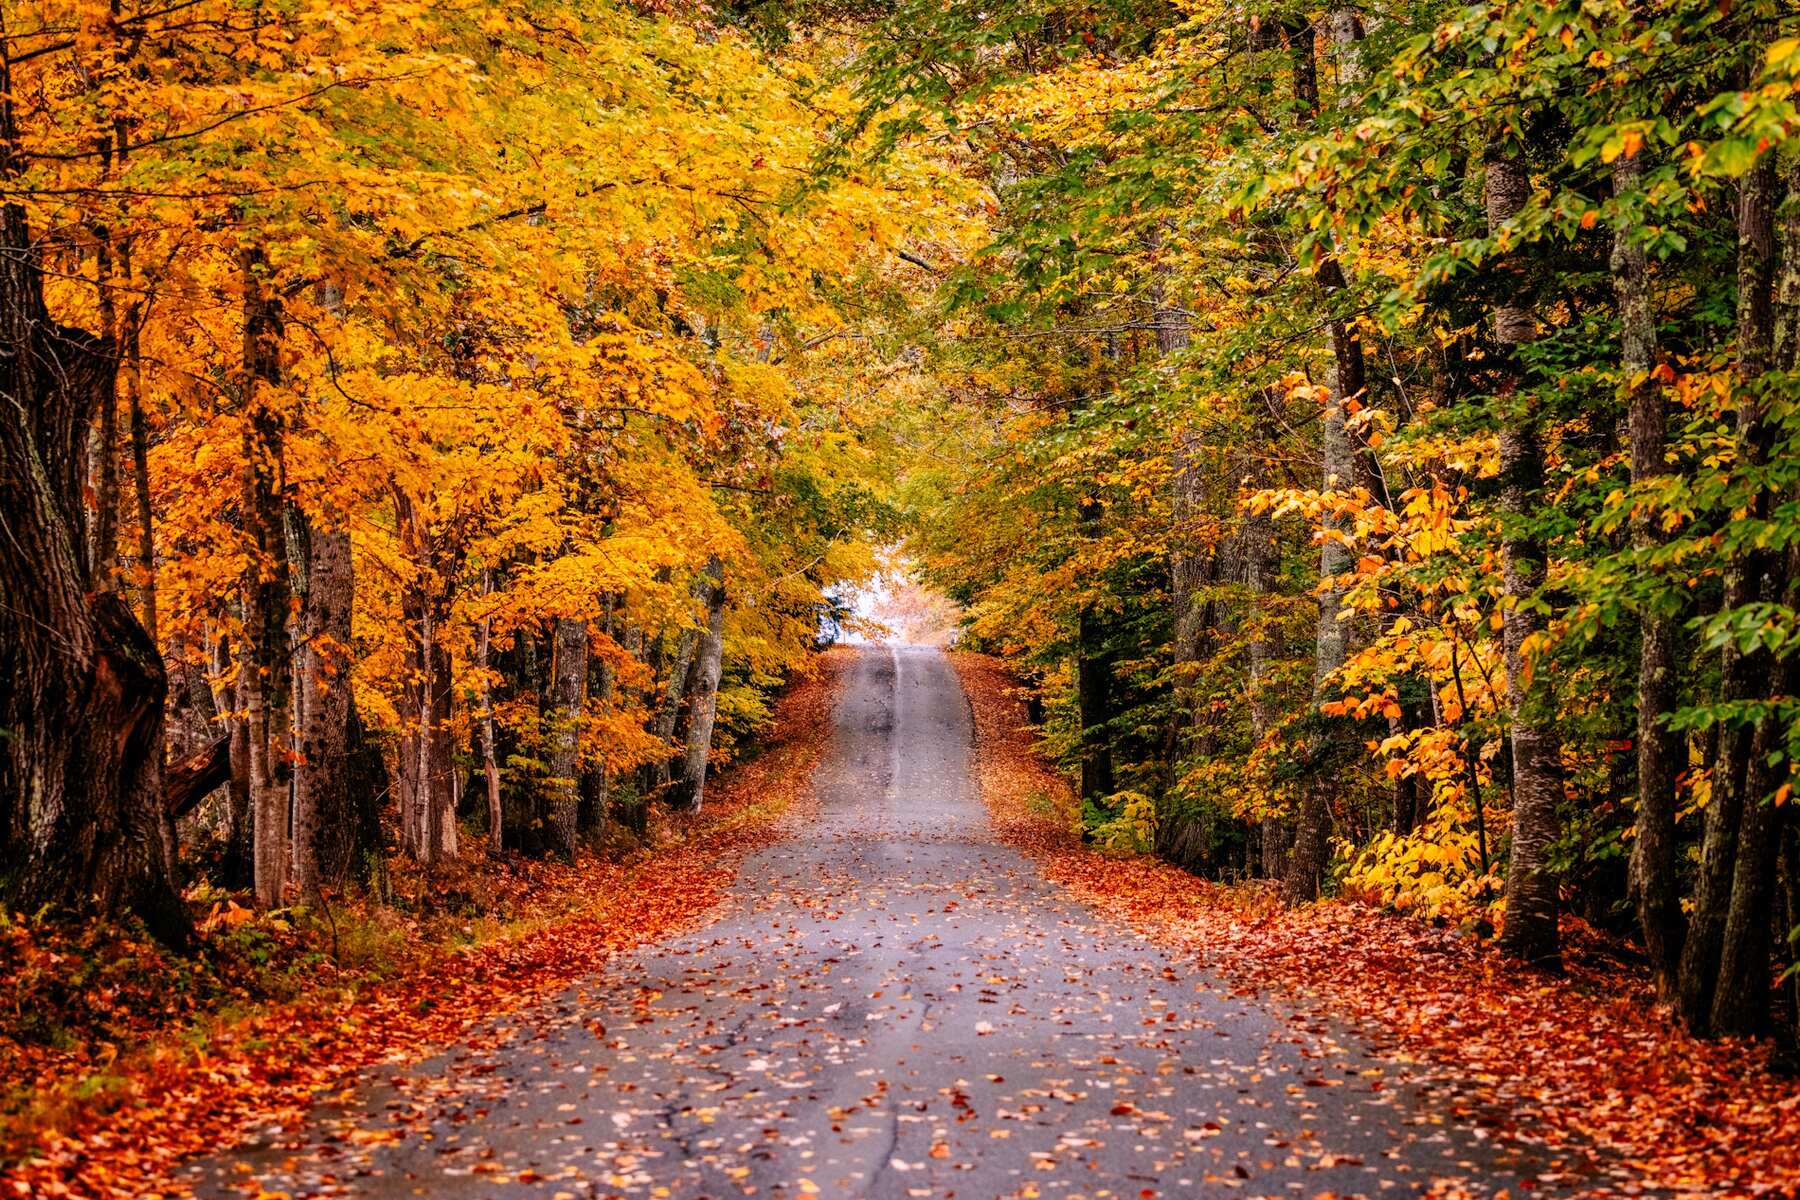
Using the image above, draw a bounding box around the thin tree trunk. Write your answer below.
[1709,164,1800,1036]
[126,321,156,641]
[1287,368,1352,899]
[1679,157,1781,1030]
[90,231,121,589]
[671,560,727,813]
[1157,221,1211,748]
[1284,10,1364,902]
[1076,494,1115,805]
[578,593,617,835]
[426,629,457,861]
[1613,150,1685,1002]
[546,616,589,861]
[239,246,293,909]
[392,488,458,865]
[1486,139,1563,968]
[477,568,503,851]
[218,631,254,887]
[1243,465,1284,877]
[620,622,650,836]
[651,573,711,791]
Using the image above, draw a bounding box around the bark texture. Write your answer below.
[239,247,294,907]
[670,560,727,813]
[546,616,590,861]
[294,519,356,891]
[1485,140,1564,968]
[0,187,186,940]
[1613,151,1685,1001]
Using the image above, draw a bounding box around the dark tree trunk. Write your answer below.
[0,187,186,941]
[476,569,504,850]
[1284,12,1366,903]
[337,703,389,891]
[1485,140,1564,969]
[294,519,356,890]
[1680,157,1780,1032]
[1613,150,1686,1002]
[1244,485,1283,877]
[1711,175,1800,1033]
[650,574,710,793]
[123,271,157,643]
[213,631,254,888]
[619,622,651,837]
[1076,495,1114,806]
[546,616,589,861]
[239,247,293,907]
[577,594,617,836]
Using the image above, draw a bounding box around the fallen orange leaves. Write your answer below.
[1,650,850,1200]
[950,650,1800,1200]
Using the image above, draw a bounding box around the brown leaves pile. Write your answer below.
[949,650,1800,1200]
[2,649,849,1200]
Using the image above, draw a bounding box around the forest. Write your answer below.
[3,0,1800,1194]
[887,0,1800,1038]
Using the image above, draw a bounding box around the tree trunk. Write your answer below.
[393,489,458,865]
[650,573,710,792]
[425,634,457,861]
[1708,164,1800,1036]
[89,237,121,588]
[218,631,254,888]
[0,184,187,940]
[578,594,617,835]
[1711,704,1784,1035]
[619,622,651,836]
[126,324,157,641]
[239,247,294,908]
[1243,471,1284,877]
[1282,9,1366,902]
[546,616,589,861]
[1286,360,1353,900]
[294,520,355,892]
[477,569,503,851]
[670,561,727,813]
[1485,140,1564,969]
[1612,150,1685,1002]
[1678,157,1781,1031]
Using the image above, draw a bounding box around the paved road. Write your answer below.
[190,646,1536,1199]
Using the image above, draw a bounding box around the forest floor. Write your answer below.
[0,648,852,1199]
[949,651,1800,1200]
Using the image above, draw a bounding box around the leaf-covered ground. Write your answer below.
[949,651,1800,1200]
[0,650,850,1200]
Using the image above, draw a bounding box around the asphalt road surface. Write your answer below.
[189,645,1538,1199]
